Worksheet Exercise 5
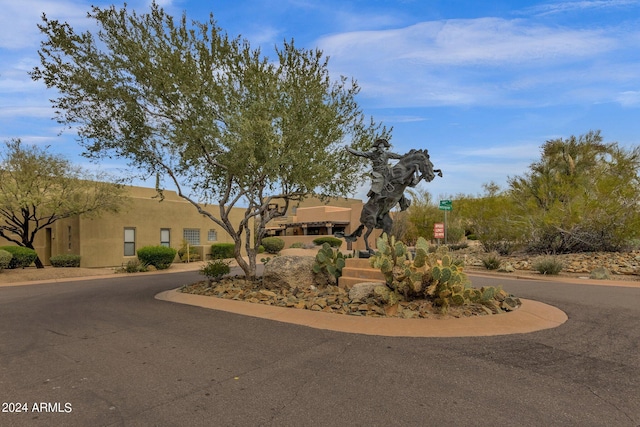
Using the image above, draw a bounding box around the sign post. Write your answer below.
[438,200,452,244]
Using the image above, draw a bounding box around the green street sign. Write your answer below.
[439,199,452,211]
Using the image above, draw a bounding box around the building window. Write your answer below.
[207,229,217,242]
[124,228,136,256]
[160,228,170,247]
[68,226,72,250]
[183,228,200,245]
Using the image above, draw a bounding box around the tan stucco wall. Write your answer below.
[0,185,251,268]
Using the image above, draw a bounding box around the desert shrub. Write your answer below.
[446,226,466,244]
[481,240,517,256]
[50,254,81,267]
[199,259,230,283]
[481,251,501,270]
[312,236,343,248]
[123,258,147,273]
[532,256,563,275]
[0,249,12,271]
[448,242,469,251]
[137,246,177,270]
[261,237,284,254]
[289,242,304,248]
[178,240,200,262]
[210,243,235,259]
[257,245,265,253]
[0,246,37,269]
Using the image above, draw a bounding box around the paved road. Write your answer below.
[1,272,639,426]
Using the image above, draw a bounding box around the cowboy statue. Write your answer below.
[346,138,404,199]
[339,139,442,254]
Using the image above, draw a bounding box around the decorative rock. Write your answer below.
[589,266,611,280]
[348,282,384,301]
[262,256,316,290]
[497,263,515,273]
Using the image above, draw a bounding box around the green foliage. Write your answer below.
[0,249,12,271]
[312,236,343,248]
[210,243,235,259]
[509,131,640,253]
[289,242,304,248]
[481,251,502,270]
[199,259,231,283]
[0,140,124,268]
[312,243,346,279]
[50,254,81,268]
[456,182,523,255]
[33,2,388,280]
[0,246,37,269]
[532,256,564,275]
[137,245,177,270]
[261,237,285,254]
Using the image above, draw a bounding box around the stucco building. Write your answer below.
[265,197,370,251]
[1,186,374,268]
[0,185,249,268]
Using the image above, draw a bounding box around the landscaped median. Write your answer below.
[155,289,568,337]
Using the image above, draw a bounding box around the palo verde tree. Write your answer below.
[509,130,640,252]
[0,139,124,268]
[32,3,387,279]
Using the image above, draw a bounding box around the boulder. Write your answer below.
[262,255,316,291]
[589,266,611,280]
[349,282,384,301]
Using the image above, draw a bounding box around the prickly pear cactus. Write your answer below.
[312,243,346,280]
[368,235,520,314]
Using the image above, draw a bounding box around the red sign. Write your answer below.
[433,223,445,239]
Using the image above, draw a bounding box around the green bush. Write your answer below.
[210,243,235,259]
[0,249,12,271]
[312,236,343,248]
[289,242,304,248]
[50,254,81,268]
[261,237,284,254]
[0,246,37,269]
[200,259,231,283]
[481,251,501,270]
[532,256,563,275]
[137,246,177,270]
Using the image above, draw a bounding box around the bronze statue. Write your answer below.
[338,142,442,254]
[346,138,402,198]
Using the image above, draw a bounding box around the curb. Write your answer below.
[155,289,568,338]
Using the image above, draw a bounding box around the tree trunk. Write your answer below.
[34,256,45,269]
[25,243,45,269]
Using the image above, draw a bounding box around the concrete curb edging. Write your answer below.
[155,289,568,338]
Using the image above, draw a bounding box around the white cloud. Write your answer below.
[526,0,640,16]
[316,16,637,108]
[616,90,640,106]
[0,0,94,49]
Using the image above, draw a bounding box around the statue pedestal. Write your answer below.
[339,258,385,289]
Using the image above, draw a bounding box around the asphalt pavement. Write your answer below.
[1,270,639,426]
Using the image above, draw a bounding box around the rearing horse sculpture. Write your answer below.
[337,149,442,253]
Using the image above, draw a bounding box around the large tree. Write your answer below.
[509,130,640,252]
[32,3,387,279]
[0,139,124,268]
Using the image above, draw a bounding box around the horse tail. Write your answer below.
[335,224,364,243]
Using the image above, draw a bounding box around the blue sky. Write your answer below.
[2,0,640,201]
